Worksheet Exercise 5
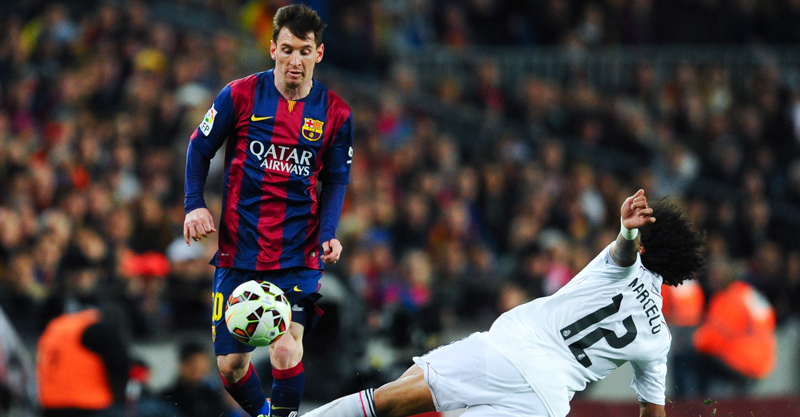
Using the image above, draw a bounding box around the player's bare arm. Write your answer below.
[639,401,666,417]
[610,189,655,267]
[184,207,216,245]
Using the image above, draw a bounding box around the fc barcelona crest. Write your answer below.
[302,118,324,141]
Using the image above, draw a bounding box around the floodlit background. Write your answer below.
[1,0,799,416]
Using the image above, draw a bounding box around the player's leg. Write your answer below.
[302,332,543,417]
[374,365,437,417]
[299,365,435,417]
[218,351,254,382]
[218,352,271,416]
[268,320,305,417]
[213,267,271,417]
[267,268,323,417]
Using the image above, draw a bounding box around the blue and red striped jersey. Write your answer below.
[188,69,353,271]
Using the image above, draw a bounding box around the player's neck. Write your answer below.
[275,77,313,101]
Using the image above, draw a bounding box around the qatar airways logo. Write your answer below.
[249,141,312,176]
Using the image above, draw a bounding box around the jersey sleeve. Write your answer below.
[190,85,236,159]
[319,183,346,243]
[319,113,353,184]
[629,344,669,405]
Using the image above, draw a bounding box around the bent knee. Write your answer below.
[270,338,302,369]
[217,353,250,382]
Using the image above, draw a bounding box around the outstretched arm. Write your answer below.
[639,401,666,417]
[609,189,655,267]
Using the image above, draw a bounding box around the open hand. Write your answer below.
[620,189,656,230]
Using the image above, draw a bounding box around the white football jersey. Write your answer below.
[488,243,671,417]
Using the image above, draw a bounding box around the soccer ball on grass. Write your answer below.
[225,280,292,346]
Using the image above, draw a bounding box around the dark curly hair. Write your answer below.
[640,198,707,287]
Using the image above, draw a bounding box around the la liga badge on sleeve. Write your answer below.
[200,104,217,136]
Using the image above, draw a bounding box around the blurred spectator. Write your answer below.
[384,249,440,350]
[661,279,705,399]
[661,280,705,329]
[164,237,214,330]
[747,241,791,324]
[511,244,548,300]
[391,192,433,254]
[160,342,229,417]
[496,280,529,313]
[126,359,174,417]
[325,6,377,72]
[394,0,436,48]
[0,251,48,338]
[37,308,131,417]
[673,259,777,399]
[470,61,506,116]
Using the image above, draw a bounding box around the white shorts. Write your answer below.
[412,332,550,417]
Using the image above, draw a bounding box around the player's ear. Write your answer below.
[270,40,277,61]
[639,246,645,255]
[315,43,324,63]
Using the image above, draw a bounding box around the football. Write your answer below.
[225,280,292,346]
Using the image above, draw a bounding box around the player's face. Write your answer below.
[270,27,324,91]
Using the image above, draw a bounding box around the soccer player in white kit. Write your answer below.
[302,189,706,417]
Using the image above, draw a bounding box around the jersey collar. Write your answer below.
[266,68,321,102]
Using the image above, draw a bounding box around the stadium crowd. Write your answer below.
[1,0,799,414]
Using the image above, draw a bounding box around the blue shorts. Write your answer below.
[211,267,324,355]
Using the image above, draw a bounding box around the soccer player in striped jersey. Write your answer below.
[301,190,706,417]
[183,5,352,417]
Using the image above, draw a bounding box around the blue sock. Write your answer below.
[222,363,270,416]
[270,362,304,417]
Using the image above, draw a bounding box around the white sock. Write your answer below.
[302,389,377,417]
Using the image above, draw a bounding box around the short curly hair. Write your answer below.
[640,198,707,286]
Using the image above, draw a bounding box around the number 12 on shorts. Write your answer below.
[559,294,638,367]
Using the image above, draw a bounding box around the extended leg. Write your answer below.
[301,365,435,417]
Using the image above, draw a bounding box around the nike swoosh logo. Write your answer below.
[251,114,273,122]
[293,285,302,292]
